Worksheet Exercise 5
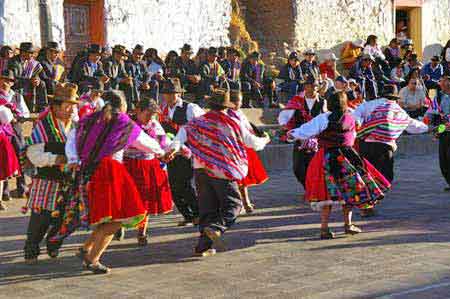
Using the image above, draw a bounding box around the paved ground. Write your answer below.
[1,154,450,299]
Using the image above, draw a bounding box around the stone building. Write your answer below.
[0,0,231,63]
[241,0,450,60]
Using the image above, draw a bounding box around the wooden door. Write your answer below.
[64,4,90,67]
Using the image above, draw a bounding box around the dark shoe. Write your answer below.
[137,235,148,247]
[193,247,216,257]
[320,228,335,240]
[0,201,6,211]
[177,219,194,227]
[75,247,88,260]
[360,208,377,218]
[2,194,11,201]
[47,249,59,259]
[203,227,226,250]
[85,262,111,274]
[114,228,125,241]
[344,224,362,235]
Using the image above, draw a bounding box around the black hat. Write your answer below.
[112,44,127,56]
[133,44,144,55]
[0,69,15,82]
[381,84,400,100]
[47,41,61,52]
[160,78,186,94]
[288,51,299,61]
[180,43,193,54]
[88,44,102,55]
[431,55,440,61]
[249,51,261,60]
[19,42,36,53]
[205,88,234,109]
[208,47,218,57]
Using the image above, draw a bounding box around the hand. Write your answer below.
[100,75,110,83]
[55,155,67,165]
[162,149,177,163]
[141,82,150,90]
[67,163,79,172]
[31,78,40,87]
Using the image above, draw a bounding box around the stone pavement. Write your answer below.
[1,154,450,299]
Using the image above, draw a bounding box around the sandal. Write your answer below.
[320,228,335,240]
[84,261,111,275]
[244,203,255,214]
[344,224,362,235]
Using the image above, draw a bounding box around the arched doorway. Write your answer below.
[63,0,105,66]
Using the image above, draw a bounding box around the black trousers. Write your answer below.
[23,211,60,259]
[194,170,242,251]
[359,141,394,183]
[439,132,450,187]
[293,148,315,188]
[167,156,199,221]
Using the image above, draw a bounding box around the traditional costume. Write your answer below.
[289,112,390,211]
[278,87,326,188]
[78,89,105,119]
[0,105,20,181]
[172,90,270,255]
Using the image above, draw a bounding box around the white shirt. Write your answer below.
[0,89,30,118]
[166,96,205,122]
[352,98,428,150]
[65,129,165,165]
[363,45,386,60]
[289,112,333,140]
[0,105,14,124]
[445,48,450,63]
[277,96,327,126]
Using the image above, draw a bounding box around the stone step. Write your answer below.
[241,108,281,125]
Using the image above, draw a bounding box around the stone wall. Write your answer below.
[104,0,232,53]
[0,0,41,47]
[422,0,450,60]
[49,0,65,50]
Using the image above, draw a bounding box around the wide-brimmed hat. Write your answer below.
[47,41,61,52]
[88,44,102,55]
[48,83,80,104]
[0,69,15,82]
[180,43,193,54]
[112,44,128,57]
[19,42,36,53]
[205,88,234,109]
[352,39,364,48]
[381,84,400,100]
[160,78,186,94]
[327,52,338,61]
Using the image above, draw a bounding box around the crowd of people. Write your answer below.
[0,34,449,274]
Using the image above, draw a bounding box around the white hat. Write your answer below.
[352,39,364,48]
[303,48,316,55]
[327,52,338,61]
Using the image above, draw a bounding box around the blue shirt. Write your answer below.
[421,63,443,82]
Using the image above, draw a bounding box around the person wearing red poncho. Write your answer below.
[168,89,270,257]
[57,90,165,274]
[228,90,268,213]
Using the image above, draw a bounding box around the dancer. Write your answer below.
[168,89,270,256]
[278,77,327,188]
[228,90,268,213]
[124,98,174,246]
[22,83,78,263]
[288,91,391,239]
[78,85,105,119]
[60,90,165,274]
[354,84,429,216]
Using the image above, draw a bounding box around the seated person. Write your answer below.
[399,77,427,118]
[278,51,304,100]
[319,52,340,80]
[421,55,444,90]
[390,58,406,87]
[341,39,364,71]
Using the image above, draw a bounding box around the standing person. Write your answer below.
[125,44,152,103]
[22,83,79,264]
[124,98,174,246]
[0,95,21,211]
[8,42,47,112]
[287,92,390,239]
[278,77,327,188]
[354,85,429,216]
[228,90,269,213]
[168,89,270,256]
[0,70,30,201]
[39,42,64,96]
[160,78,204,226]
[55,90,165,274]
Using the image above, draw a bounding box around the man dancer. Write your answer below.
[168,89,270,256]
[160,78,204,226]
[354,84,428,216]
[22,83,79,263]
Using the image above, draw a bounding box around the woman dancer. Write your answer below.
[124,98,173,246]
[288,92,390,239]
[61,90,165,274]
[228,90,268,213]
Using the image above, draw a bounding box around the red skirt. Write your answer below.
[239,147,269,187]
[87,157,146,228]
[0,134,20,181]
[124,158,174,216]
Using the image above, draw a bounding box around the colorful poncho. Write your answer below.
[357,100,410,143]
[185,110,248,181]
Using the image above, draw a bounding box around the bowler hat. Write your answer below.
[160,78,186,94]
[88,44,102,55]
[113,45,127,56]
[180,43,193,54]
[48,83,80,104]
[0,69,15,82]
[19,42,36,53]
[205,88,234,109]
[47,41,61,52]
[381,84,400,100]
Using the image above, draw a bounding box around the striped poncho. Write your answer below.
[184,110,248,181]
[357,100,410,143]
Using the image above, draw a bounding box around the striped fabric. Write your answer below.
[26,178,63,212]
[26,111,67,146]
[22,59,43,79]
[357,100,410,143]
[185,111,248,181]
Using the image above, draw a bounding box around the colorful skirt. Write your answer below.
[124,158,174,216]
[0,134,20,181]
[86,157,146,228]
[305,147,390,211]
[239,147,269,187]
